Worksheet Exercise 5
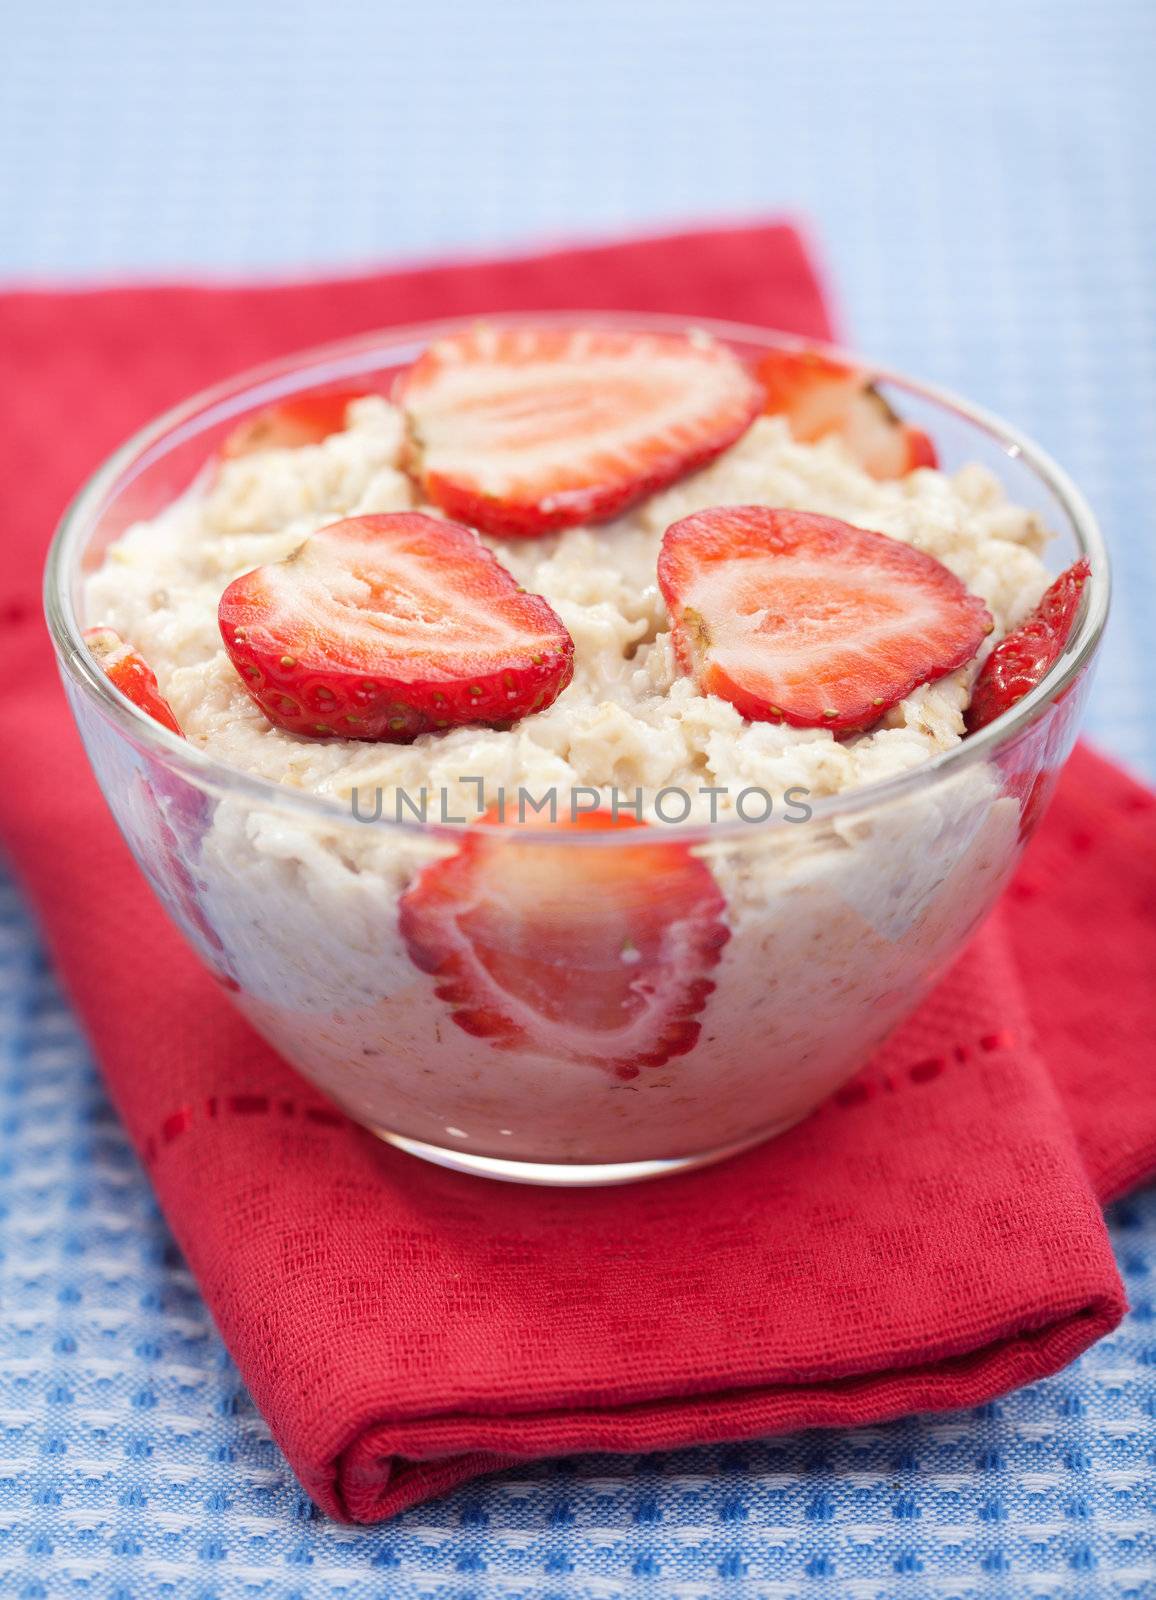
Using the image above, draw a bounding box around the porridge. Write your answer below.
[77,327,1087,1171]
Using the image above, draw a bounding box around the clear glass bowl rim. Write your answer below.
[44,310,1110,850]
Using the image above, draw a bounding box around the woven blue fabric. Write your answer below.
[2,0,1155,1594]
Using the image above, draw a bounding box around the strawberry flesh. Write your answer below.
[757,346,938,479]
[399,810,729,1080]
[220,390,370,458]
[965,559,1091,734]
[396,325,763,538]
[219,513,574,741]
[658,507,992,732]
[83,627,183,735]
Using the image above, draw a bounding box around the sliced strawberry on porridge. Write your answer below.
[1034,557,1093,638]
[965,559,1091,734]
[757,346,937,479]
[219,512,574,740]
[220,390,372,458]
[658,507,991,732]
[395,324,763,537]
[83,627,183,735]
[399,810,729,1080]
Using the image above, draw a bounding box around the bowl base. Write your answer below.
[365,1121,798,1186]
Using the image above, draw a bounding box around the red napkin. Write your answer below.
[1,224,1154,1524]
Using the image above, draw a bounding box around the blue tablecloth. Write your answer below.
[2,0,1154,1593]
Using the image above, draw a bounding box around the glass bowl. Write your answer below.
[44,314,1109,1185]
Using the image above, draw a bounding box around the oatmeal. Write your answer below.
[87,400,1050,819]
[76,329,1075,1174]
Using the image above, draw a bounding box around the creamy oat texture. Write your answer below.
[88,396,1051,817]
[83,391,1054,1166]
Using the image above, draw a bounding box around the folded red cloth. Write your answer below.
[1,224,1153,1523]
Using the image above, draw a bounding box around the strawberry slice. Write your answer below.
[658,507,992,732]
[220,390,370,458]
[398,810,729,1080]
[219,512,574,741]
[396,324,763,538]
[757,346,937,479]
[965,559,1091,734]
[83,627,183,735]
